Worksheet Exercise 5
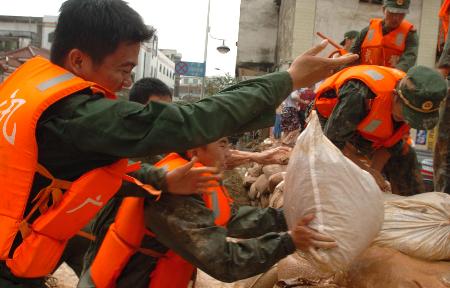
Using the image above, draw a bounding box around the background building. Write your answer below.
[133,32,177,94]
[236,0,439,76]
[178,76,203,100]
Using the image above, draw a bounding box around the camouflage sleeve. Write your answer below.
[438,28,450,68]
[144,195,295,282]
[225,206,288,238]
[337,26,368,71]
[115,162,166,198]
[323,80,371,149]
[350,26,368,55]
[395,29,418,72]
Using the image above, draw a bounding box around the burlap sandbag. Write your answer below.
[269,181,284,209]
[233,265,278,288]
[194,267,278,288]
[345,246,450,288]
[253,174,269,199]
[374,192,450,261]
[268,172,285,193]
[277,253,331,282]
[262,164,286,179]
[283,112,384,274]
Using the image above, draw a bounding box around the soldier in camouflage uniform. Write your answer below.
[435,10,450,194]
[349,0,418,72]
[316,66,447,196]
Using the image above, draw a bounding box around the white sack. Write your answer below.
[374,192,450,261]
[283,111,384,273]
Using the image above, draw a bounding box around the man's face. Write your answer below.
[343,38,355,51]
[193,138,229,169]
[383,8,406,30]
[78,42,140,92]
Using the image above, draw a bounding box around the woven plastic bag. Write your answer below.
[374,192,450,261]
[283,111,384,274]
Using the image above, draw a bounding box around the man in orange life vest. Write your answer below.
[78,137,336,288]
[315,65,447,196]
[348,0,418,72]
[59,77,175,278]
[0,0,358,286]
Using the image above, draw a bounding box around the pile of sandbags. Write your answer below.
[275,246,450,288]
[195,267,278,288]
[244,163,287,208]
[374,192,450,261]
[344,246,450,288]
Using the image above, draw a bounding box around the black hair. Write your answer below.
[129,77,172,104]
[50,0,153,66]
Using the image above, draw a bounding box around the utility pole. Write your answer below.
[201,0,211,99]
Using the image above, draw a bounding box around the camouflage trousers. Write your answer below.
[383,147,425,196]
[434,93,450,194]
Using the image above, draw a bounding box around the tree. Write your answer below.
[205,73,238,97]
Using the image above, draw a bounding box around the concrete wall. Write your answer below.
[416,0,440,67]
[312,0,422,57]
[276,0,296,69]
[41,15,57,50]
[292,0,317,59]
[0,16,42,47]
[0,20,39,34]
[236,0,279,66]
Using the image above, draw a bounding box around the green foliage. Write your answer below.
[205,73,238,97]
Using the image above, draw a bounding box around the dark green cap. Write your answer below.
[383,0,410,14]
[398,66,447,130]
[340,30,359,45]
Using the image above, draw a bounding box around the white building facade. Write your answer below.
[134,34,176,91]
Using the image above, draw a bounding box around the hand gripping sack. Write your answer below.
[374,192,450,261]
[283,112,384,273]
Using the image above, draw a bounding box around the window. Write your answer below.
[48,31,55,43]
[0,38,18,52]
[192,78,198,85]
[359,0,382,4]
[159,64,162,72]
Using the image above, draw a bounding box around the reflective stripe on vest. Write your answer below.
[361,18,413,68]
[89,153,233,288]
[315,65,410,148]
[0,56,128,278]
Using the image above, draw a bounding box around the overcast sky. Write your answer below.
[2,0,241,76]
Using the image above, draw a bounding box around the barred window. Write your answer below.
[359,0,383,4]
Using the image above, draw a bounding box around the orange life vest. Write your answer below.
[439,0,450,44]
[90,153,233,288]
[0,56,160,278]
[328,48,348,58]
[315,65,410,149]
[361,18,413,68]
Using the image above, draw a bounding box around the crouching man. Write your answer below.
[78,138,335,287]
